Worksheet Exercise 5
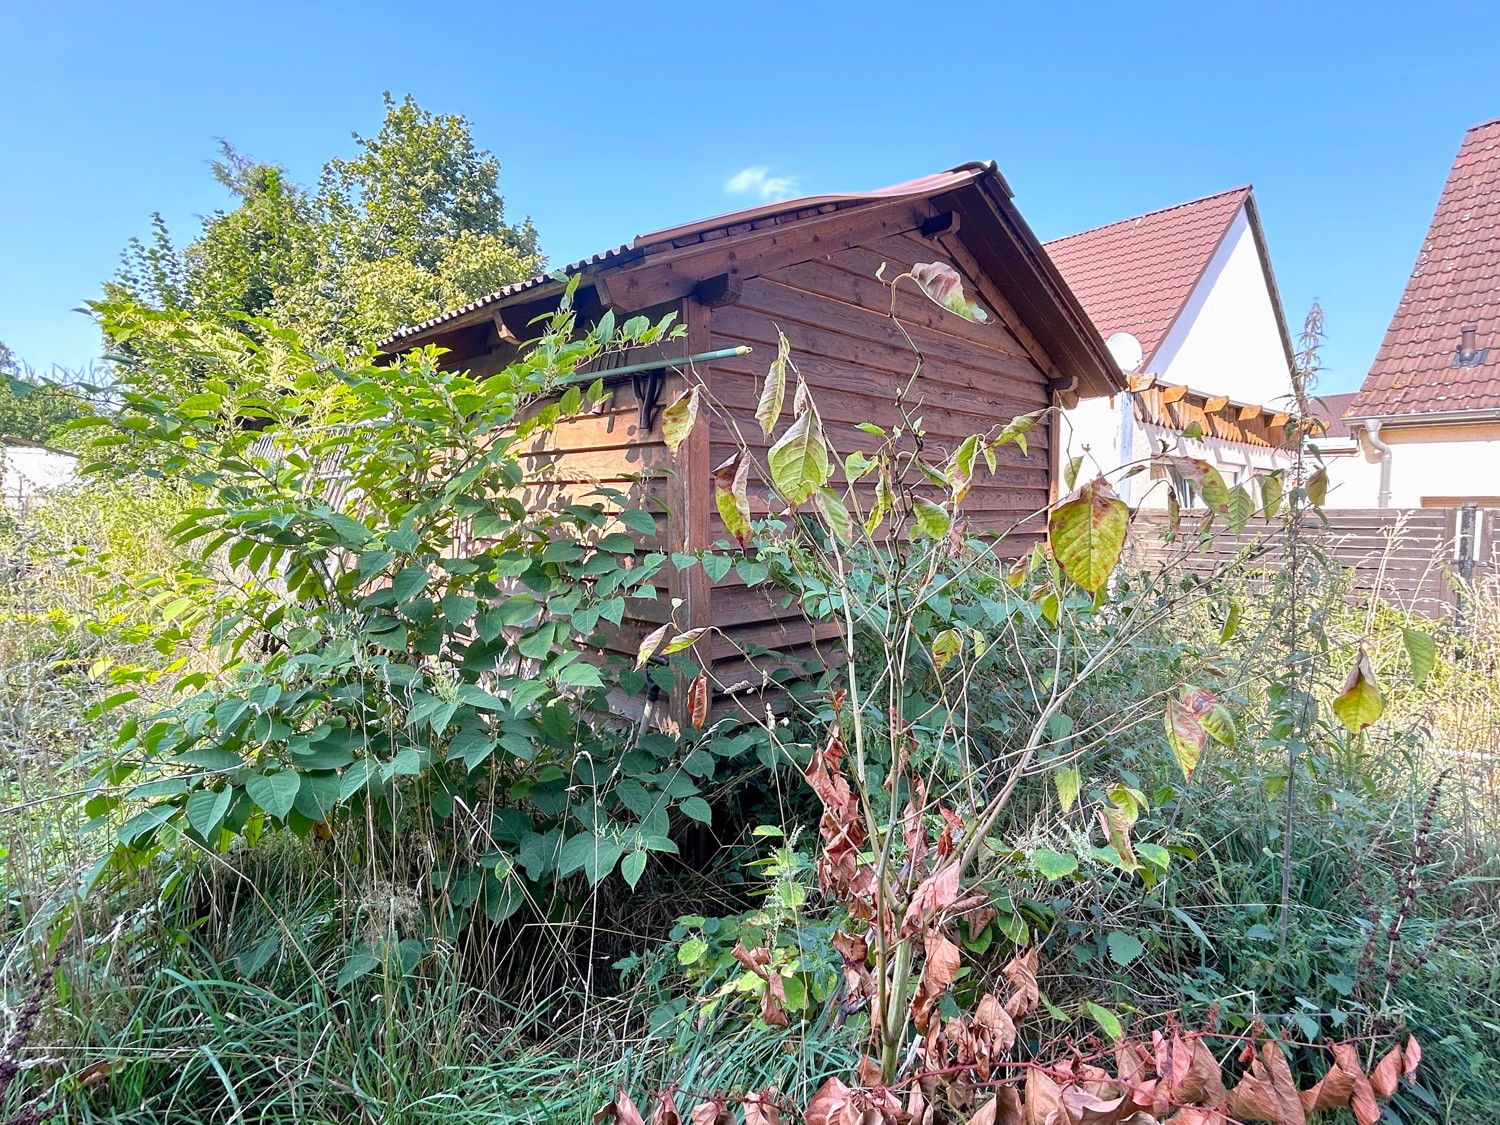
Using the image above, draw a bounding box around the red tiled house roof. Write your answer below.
[1308,391,1359,440]
[1349,118,1500,419]
[1043,187,1251,368]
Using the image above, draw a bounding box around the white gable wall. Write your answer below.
[1151,206,1295,409]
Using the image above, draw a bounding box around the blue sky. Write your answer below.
[3,1,1496,394]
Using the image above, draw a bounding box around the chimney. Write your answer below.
[1453,324,1488,368]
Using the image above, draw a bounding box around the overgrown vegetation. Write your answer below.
[0,138,1495,1124]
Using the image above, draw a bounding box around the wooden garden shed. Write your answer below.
[379,162,1121,714]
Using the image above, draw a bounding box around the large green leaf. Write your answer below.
[186,788,232,838]
[246,771,300,822]
[1402,626,1436,686]
[1261,472,1284,520]
[767,411,829,507]
[1048,477,1129,592]
[1333,650,1384,733]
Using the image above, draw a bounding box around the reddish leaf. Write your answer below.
[1403,1035,1422,1078]
[909,262,989,323]
[687,672,709,730]
[805,1077,855,1125]
[636,623,670,669]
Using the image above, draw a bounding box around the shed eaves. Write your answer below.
[1348,118,1500,419]
[382,166,996,346]
[1043,187,1250,367]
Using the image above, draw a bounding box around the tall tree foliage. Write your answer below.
[0,341,92,444]
[109,93,542,360]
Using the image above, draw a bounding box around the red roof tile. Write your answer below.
[1308,390,1359,439]
[1043,188,1250,367]
[1349,119,1500,419]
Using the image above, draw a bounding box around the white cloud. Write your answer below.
[724,166,799,202]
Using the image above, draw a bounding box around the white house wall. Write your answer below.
[1,444,77,510]
[1152,208,1295,409]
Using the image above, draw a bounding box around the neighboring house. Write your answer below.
[1045,187,1298,507]
[1306,391,1386,505]
[380,162,1120,711]
[1342,118,1500,510]
[0,435,77,515]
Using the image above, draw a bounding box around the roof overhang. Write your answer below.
[1344,407,1500,427]
[377,163,1124,399]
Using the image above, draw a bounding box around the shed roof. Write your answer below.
[1043,188,1250,368]
[380,163,1122,399]
[1348,118,1500,420]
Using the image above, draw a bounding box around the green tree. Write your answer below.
[0,342,90,444]
[109,93,543,357]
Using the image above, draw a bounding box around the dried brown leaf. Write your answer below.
[901,863,961,935]
[596,1089,647,1125]
[743,1093,782,1125]
[1369,1045,1402,1099]
[1224,1041,1305,1125]
[651,1089,682,1125]
[1002,946,1040,1021]
[1403,1034,1422,1078]
[805,1077,855,1125]
[760,970,790,1027]
[687,672,709,730]
[688,1100,733,1125]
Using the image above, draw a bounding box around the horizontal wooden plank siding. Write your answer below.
[695,225,1060,700]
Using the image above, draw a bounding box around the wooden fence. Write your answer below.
[1126,505,1500,620]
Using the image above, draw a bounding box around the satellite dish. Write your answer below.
[1105,332,1144,375]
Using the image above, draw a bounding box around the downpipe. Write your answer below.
[1362,420,1393,508]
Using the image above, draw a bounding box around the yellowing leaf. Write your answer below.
[951,434,980,504]
[766,411,829,506]
[931,628,962,669]
[909,261,989,323]
[816,488,853,545]
[1048,477,1129,593]
[636,623,670,669]
[1333,650,1384,733]
[1164,697,1206,782]
[865,466,894,535]
[1226,484,1254,533]
[1306,466,1329,507]
[661,385,701,455]
[1054,766,1081,813]
[1262,471,1284,520]
[912,498,952,541]
[755,331,790,436]
[1063,454,1084,491]
[996,408,1044,456]
[660,627,709,656]
[713,453,752,546]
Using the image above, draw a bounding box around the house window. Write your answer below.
[1151,460,1199,508]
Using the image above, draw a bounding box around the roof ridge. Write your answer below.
[1043,185,1251,247]
[1465,115,1500,135]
